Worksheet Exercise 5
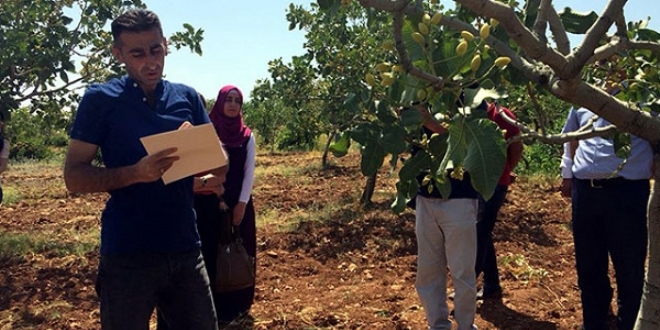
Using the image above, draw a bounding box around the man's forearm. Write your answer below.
[209,164,228,178]
[64,163,139,193]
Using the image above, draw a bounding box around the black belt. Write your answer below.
[575,177,629,188]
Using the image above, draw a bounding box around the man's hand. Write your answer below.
[134,147,179,183]
[560,178,572,198]
[196,174,226,196]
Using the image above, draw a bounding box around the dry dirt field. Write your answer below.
[0,152,608,329]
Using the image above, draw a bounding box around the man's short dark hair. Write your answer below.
[111,8,163,46]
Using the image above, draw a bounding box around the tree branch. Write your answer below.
[525,82,548,135]
[456,0,569,73]
[532,0,549,45]
[566,0,626,77]
[17,76,86,103]
[545,3,571,55]
[549,79,660,145]
[496,103,618,144]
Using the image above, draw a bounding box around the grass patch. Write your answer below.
[0,228,99,261]
[255,161,320,179]
[1,185,21,205]
[515,173,561,187]
[4,157,67,200]
[499,252,549,284]
[8,156,64,176]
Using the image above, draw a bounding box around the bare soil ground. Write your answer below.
[0,152,596,330]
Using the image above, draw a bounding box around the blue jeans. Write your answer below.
[475,184,508,291]
[572,178,649,330]
[97,249,218,330]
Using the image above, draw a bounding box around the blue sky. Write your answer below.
[146,1,659,102]
[147,1,310,101]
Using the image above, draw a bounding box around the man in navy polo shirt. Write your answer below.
[64,8,223,330]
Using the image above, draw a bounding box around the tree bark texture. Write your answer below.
[636,154,660,329]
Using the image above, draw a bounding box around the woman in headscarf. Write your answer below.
[209,85,257,323]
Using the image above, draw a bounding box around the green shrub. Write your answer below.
[1,186,21,205]
[3,107,70,161]
[518,141,562,176]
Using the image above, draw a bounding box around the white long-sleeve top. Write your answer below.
[238,134,256,203]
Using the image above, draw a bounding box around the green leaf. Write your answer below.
[399,149,431,181]
[462,119,507,200]
[388,76,406,103]
[62,60,75,72]
[391,193,408,214]
[637,28,660,42]
[183,23,194,33]
[558,8,598,34]
[613,132,632,159]
[442,118,469,169]
[433,38,462,78]
[381,125,408,155]
[401,19,425,62]
[428,132,448,156]
[360,144,386,176]
[329,131,351,157]
[433,171,452,200]
[343,93,360,113]
[59,70,69,84]
[391,179,412,214]
[399,108,423,126]
[351,122,377,145]
[376,100,397,124]
[317,0,335,10]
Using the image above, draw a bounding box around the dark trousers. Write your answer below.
[98,249,218,330]
[475,184,508,290]
[572,178,649,330]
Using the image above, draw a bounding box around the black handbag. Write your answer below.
[215,200,255,293]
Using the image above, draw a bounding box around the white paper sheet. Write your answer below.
[140,123,227,184]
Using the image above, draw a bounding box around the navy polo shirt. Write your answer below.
[70,76,210,254]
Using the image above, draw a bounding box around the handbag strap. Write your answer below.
[218,197,243,243]
[218,198,232,243]
[231,225,243,243]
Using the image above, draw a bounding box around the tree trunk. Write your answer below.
[360,174,377,206]
[321,131,336,170]
[635,153,660,329]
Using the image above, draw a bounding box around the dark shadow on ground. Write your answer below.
[281,199,418,264]
[478,298,559,330]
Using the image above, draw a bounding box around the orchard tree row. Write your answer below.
[245,1,660,328]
